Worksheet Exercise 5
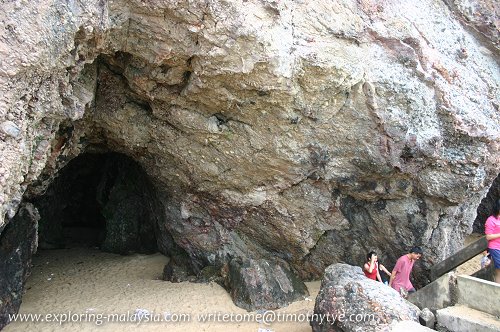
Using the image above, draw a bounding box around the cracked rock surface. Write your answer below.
[0,0,499,318]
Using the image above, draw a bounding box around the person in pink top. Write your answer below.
[389,246,423,297]
[485,199,500,283]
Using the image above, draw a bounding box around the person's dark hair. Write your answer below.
[367,251,377,261]
[409,246,423,255]
[493,199,500,217]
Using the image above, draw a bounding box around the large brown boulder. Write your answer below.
[312,263,420,332]
[228,258,309,310]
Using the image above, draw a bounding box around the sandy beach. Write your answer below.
[4,248,321,332]
[4,233,486,332]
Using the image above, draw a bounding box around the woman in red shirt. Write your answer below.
[363,251,391,283]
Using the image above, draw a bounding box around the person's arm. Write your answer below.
[380,264,391,276]
[485,219,500,240]
[365,257,376,273]
[389,258,402,288]
[389,270,397,287]
[486,233,500,240]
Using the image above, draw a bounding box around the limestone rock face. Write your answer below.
[0,0,499,315]
[442,0,499,52]
[311,263,420,332]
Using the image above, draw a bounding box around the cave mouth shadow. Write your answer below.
[473,172,500,234]
[33,152,159,255]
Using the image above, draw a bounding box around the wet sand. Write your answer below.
[4,248,321,332]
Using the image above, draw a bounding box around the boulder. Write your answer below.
[197,265,224,284]
[311,263,420,332]
[162,253,197,283]
[419,308,436,329]
[228,258,309,310]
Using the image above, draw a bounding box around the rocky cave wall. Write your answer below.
[0,0,499,319]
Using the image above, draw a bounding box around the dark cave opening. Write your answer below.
[0,151,184,329]
[473,173,500,234]
[33,152,159,254]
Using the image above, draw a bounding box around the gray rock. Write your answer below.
[419,308,436,328]
[0,121,20,138]
[162,254,197,283]
[0,0,499,325]
[311,263,420,332]
[228,258,309,310]
[197,265,224,284]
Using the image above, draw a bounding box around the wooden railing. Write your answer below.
[430,236,488,281]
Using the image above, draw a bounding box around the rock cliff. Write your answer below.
[0,0,499,321]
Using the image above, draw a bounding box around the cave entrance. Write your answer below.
[34,152,159,254]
